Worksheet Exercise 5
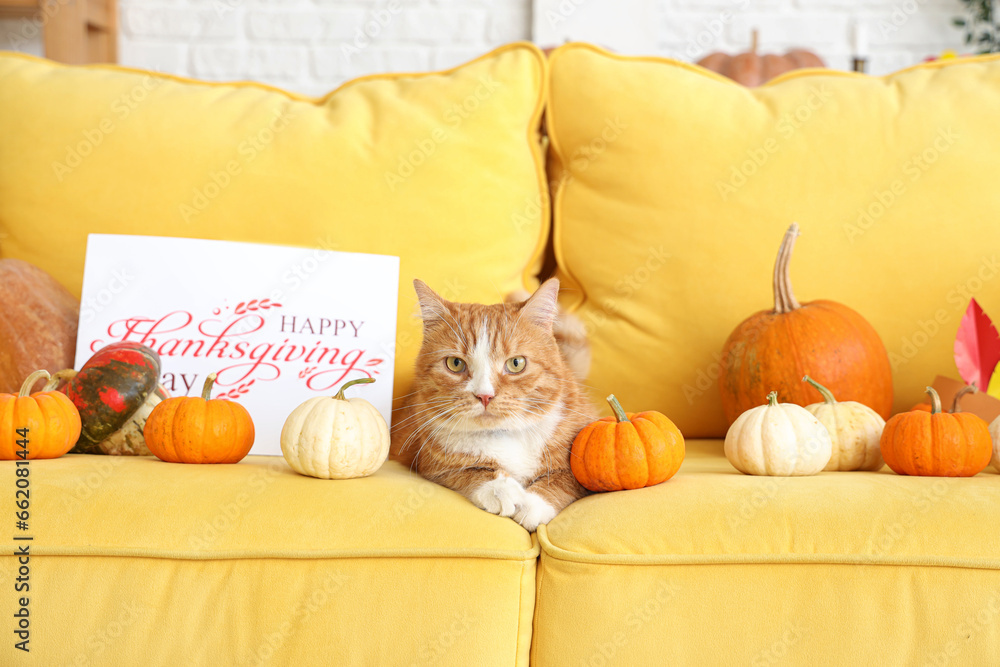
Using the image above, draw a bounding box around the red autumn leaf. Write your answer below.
[954,298,1000,390]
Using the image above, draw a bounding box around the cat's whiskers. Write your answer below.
[391,397,452,414]
[408,404,466,470]
[398,403,462,444]
[393,400,465,431]
[390,403,459,432]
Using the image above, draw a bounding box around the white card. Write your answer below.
[75,235,399,456]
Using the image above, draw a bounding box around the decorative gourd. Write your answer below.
[281,378,389,479]
[719,223,893,425]
[46,342,169,455]
[724,391,832,476]
[881,387,992,477]
[0,370,81,460]
[144,373,254,464]
[802,375,884,471]
[697,30,826,87]
[0,259,79,394]
[570,394,685,492]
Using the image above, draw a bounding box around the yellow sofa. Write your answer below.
[3,43,1000,665]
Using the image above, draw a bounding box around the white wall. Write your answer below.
[0,0,971,95]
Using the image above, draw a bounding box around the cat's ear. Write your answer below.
[414,279,451,324]
[520,278,560,331]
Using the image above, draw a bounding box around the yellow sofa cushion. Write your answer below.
[533,440,1000,665]
[547,43,1000,437]
[0,45,548,416]
[0,456,537,665]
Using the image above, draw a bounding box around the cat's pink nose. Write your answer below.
[475,392,494,408]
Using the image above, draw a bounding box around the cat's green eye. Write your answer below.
[505,356,527,374]
[445,357,466,373]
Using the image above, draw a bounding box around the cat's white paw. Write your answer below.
[514,492,557,532]
[470,477,526,518]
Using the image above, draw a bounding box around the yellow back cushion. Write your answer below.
[0,45,548,414]
[548,43,1000,437]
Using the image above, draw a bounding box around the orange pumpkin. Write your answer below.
[144,373,254,464]
[0,369,81,460]
[0,259,79,394]
[881,387,992,477]
[718,223,893,425]
[697,30,826,87]
[570,394,684,492]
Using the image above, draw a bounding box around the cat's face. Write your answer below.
[411,279,568,432]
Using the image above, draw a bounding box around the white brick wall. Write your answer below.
[0,0,973,95]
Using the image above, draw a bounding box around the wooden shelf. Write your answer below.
[0,0,117,64]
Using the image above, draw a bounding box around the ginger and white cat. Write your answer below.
[391,278,595,531]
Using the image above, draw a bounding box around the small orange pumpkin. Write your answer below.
[570,394,685,492]
[144,373,255,464]
[0,369,81,460]
[881,387,992,477]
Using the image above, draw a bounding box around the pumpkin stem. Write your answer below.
[202,373,218,401]
[766,391,778,407]
[606,394,629,423]
[951,384,976,413]
[925,386,943,415]
[751,28,759,55]
[42,369,77,392]
[19,370,51,398]
[802,375,836,405]
[334,377,375,401]
[772,223,802,314]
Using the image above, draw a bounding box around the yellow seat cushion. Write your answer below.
[0,456,537,665]
[533,440,1000,665]
[547,43,1000,437]
[0,45,549,417]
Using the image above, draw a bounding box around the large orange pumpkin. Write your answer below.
[0,259,79,394]
[570,395,684,492]
[0,370,81,460]
[881,387,991,477]
[697,30,826,87]
[718,223,893,425]
[144,373,254,464]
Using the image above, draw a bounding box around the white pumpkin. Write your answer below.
[280,378,389,479]
[725,391,832,476]
[802,375,885,471]
[989,417,1000,473]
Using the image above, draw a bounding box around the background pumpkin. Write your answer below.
[724,391,832,476]
[718,223,893,426]
[47,341,168,455]
[697,30,826,87]
[144,373,254,464]
[0,259,79,395]
[0,369,81,460]
[571,395,684,492]
[280,378,389,480]
[881,387,992,477]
